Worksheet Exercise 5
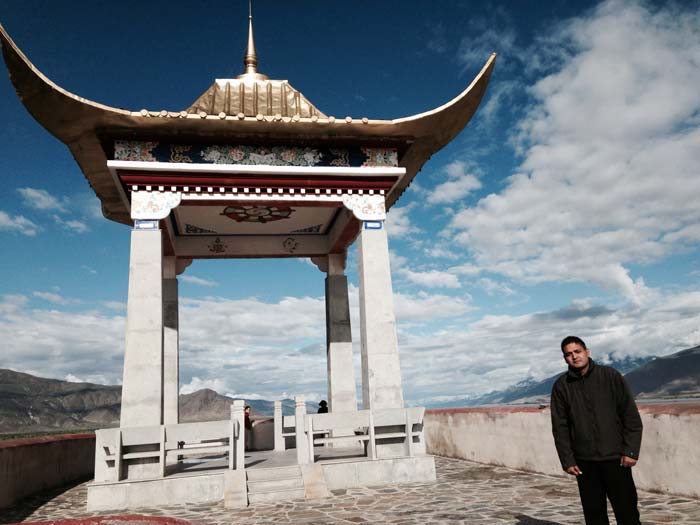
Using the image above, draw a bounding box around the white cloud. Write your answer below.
[399,268,462,289]
[102,301,126,311]
[402,291,700,405]
[426,161,482,205]
[478,278,516,297]
[32,291,80,305]
[385,204,420,237]
[52,214,90,233]
[2,283,699,406]
[449,0,700,304]
[0,210,40,236]
[180,376,230,396]
[180,275,218,287]
[448,263,482,277]
[17,188,67,212]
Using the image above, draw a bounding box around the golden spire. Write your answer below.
[238,0,268,80]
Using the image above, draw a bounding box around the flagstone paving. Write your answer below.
[4,457,700,524]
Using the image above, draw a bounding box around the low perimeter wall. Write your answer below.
[425,403,700,499]
[0,433,96,509]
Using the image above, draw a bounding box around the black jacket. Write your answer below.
[550,360,643,469]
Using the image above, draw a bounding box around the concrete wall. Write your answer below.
[425,403,700,499]
[0,433,96,509]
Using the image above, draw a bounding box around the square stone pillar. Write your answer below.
[357,222,404,409]
[295,395,309,464]
[163,257,179,425]
[120,226,164,428]
[325,254,358,415]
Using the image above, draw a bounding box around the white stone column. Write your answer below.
[274,400,284,452]
[357,221,404,409]
[231,400,246,470]
[295,395,309,464]
[120,222,165,428]
[325,253,358,415]
[162,257,179,425]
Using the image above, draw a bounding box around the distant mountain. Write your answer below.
[625,346,700,398]
[0,369,313,435]
[0,369,121,433]
[431,354,658,408]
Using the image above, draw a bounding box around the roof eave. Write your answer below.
[1,23,496,221]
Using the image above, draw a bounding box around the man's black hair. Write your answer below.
[561,335,587,351]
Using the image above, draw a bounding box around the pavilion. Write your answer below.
[0,13,494,510]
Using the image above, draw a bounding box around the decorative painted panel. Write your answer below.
[114,141,398,168]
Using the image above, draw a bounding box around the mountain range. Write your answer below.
[2,345,698,435]
[434,345,700,407]
[0,369,311,435]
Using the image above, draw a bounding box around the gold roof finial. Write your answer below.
[238,0,268,80]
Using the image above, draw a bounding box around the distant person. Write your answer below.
[551,335,643,525]
[244,405,253,451]
[317,400,328,413]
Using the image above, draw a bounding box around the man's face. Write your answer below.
[562,342,590,371]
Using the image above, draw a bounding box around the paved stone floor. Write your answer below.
[4,457,700,524]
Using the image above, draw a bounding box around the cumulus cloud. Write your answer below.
[32,291,80,305]
[52,215,90,233]
[399,268,462,289]
[403,291,700,405]
[385,204,420,237]
[426,161,482,205]
[449,0,700,304]
[17,188,67,212]
[0,210,40,236]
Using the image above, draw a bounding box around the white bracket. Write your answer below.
[341,194,386,221]
[131,191,182,220]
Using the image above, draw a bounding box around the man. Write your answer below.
[551,336,643,525]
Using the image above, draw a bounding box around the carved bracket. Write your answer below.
[131,191,182,220]
[341,194,386,221]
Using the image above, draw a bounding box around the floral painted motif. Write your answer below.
[361,148,398,168]
[329,149,350,167]
[170,145,193,163]
[221,205,294,223]
[115,141,158,162]
[202,145,323,166]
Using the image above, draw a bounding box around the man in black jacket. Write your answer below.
[551,335,643,525]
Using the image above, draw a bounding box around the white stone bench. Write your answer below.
[304,407,425,463]
[95,419,239,481]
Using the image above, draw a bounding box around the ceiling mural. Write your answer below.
[173,205,337,236]
[221,205,294,224]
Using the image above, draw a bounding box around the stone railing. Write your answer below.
[0,433,95,509]
[424,403,700,499]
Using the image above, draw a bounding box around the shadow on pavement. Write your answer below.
[514,514,565,525]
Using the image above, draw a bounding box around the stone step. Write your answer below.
[247,487,306,504]
[246,465,301,482]
[247,476,304,493]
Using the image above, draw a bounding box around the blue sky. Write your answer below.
[1,0,699,406]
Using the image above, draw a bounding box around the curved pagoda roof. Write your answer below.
[0,20,495,226]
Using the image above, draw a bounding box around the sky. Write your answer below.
[1,0,699,407]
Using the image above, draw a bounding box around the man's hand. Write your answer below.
[565,465,583,476]
[620,455,637,468]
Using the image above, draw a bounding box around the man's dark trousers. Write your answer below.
[576,459,640,525]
